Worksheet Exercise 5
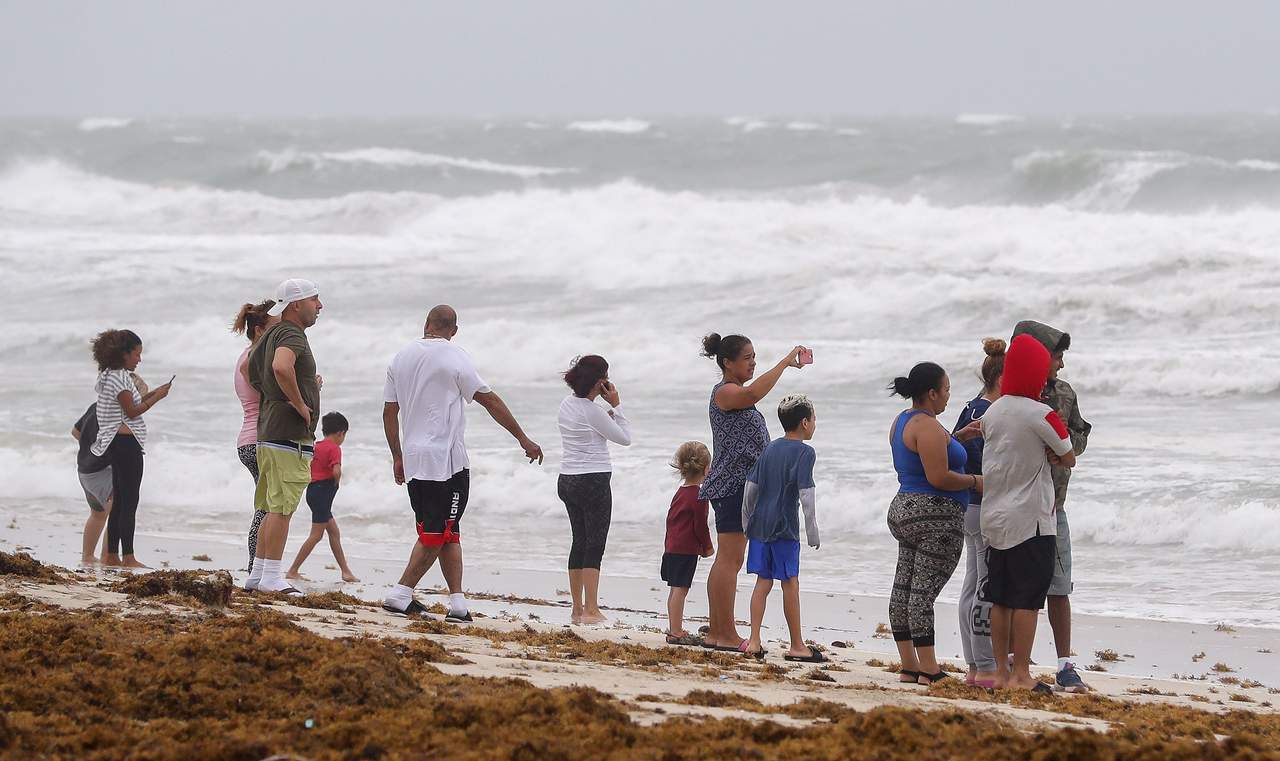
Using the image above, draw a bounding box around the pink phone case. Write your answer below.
[799,348,814,365]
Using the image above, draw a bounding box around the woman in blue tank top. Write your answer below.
[698,332,808,652]
[885,361,983,685]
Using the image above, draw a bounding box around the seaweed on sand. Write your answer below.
[4,606,1280,760]
[408,620,746,671]
[0,551,65,583]
[110,569,234,607]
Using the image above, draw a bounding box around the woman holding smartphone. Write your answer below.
[89,329,172,568]
[699,333,808,652]
[557,354,632,625]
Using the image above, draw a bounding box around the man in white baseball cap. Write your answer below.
[266,278,320,317]
[245,279,323,594]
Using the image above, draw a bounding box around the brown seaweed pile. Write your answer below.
[0,551,65,583]
[110,569,235,607]
[238,588,378,611]
[4,606,1280,760]
[927,679,1280,744]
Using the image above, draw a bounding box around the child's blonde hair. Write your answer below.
[671,441,711,481]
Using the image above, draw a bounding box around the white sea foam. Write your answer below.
[565,118,652,134]
[956,113,1024,126]
[78,117,133,132]
[785,121,824,131]
[3,162,1279,398]
[254,147,573,178]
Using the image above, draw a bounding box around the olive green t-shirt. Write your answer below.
[248,322,319,444]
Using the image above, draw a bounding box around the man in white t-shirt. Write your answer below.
[381,305,544,619]
[980,333,1075,694]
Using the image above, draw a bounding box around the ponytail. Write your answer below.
[231,300,276,342]
[887,362,947,402]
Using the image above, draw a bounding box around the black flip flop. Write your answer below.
[918,671,949,684]
[898,669,921,683]
[783,646,830,664]
[1031,681,1054,696]
[712,638,752,653]
[382,599,429,617]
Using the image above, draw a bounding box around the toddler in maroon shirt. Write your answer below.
[662,441,714,644]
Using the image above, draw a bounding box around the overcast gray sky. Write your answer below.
[2,0,1278,116]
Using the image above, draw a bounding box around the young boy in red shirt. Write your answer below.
[287,411,359,582]
[661,441,714,644]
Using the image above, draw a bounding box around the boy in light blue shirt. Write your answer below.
[741,394,824,662]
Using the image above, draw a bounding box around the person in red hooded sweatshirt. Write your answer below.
[979,334,1076,694]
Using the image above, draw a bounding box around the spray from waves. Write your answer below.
[78,117,133,132]
[0,158,442,234]
[253,147,575,178]
[956,113,1024,127]
[565,118,652,134]
[1238,159,1280,171]
[1011,149,1280,211]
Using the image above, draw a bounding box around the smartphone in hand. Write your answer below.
[167,374,177,386]
[799,348,814,365]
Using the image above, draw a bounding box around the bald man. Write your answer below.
[381,305,543,618]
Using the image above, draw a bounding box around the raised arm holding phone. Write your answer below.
[698,332,809,653]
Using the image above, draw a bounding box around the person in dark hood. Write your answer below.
[1010,319,1092,693]
[980,334,1075,694]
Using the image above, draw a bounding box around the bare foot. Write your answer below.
[340,572,360,583]
[80,555,99,566]
[120,558,150,569]
[285,571,306,581]
[579,610,608,625]
[1005,674,1041,690]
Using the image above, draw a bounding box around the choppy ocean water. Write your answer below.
[1,115,1277,625]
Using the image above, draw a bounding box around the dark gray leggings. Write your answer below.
[558,472,612,570]
[106,434,144,556]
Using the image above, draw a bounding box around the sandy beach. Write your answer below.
[6,511,1279,688]
[4,543,1279,759]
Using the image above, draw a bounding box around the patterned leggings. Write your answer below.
[887,492,964,648]
[238,444,267,570]
[557,472,612,570]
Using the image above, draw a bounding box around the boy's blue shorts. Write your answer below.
[746,539,801,581]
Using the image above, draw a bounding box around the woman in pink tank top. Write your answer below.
[231,300,278,570]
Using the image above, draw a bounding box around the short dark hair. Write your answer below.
[777,394,814,432]
[90,329,142,371]
[701,332,751,371]
[321,411,349,436]
[888,362,947,402]
[564,355,609,397]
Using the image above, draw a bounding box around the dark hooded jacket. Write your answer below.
[1011,320,1091,509]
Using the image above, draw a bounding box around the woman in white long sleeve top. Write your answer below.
[558,355,632,625]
